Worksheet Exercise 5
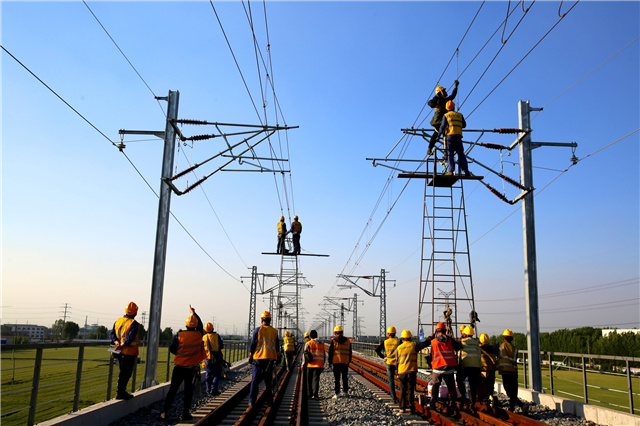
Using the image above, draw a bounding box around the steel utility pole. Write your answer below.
[120,90,179,389]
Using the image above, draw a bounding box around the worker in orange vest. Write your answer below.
[109,301,140,400]
[304,330,325,399]
[248,311,280,406]
[160,305,206,422]
[426,322,463,409]
[328,325,352,398]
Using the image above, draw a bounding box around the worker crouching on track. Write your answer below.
[248,311,280,406]
[375,326,401,404]
[109,301,140,400]
[427,322,463,409]
[203,321,224,396]
[395,329,429,414]
[304,330,325,399]
[160,305,206,422]
[478,333,498,405]
[328,325,352,398]
[283,331,296,371]
[456,326,481,405]
[497,329,529,414]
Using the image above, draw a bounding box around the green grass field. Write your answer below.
[1,343,248,426]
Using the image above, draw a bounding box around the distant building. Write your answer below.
[602,329,640,337]
[9,324,48,340]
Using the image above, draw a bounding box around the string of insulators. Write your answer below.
[175,119,208,125]
[486,183,513,204]
[181,177,207,195]
[496,128,522,134]
[500,173,527,190]
[185,134,215,141]
[170,164,198,181]
[482,142,507,150]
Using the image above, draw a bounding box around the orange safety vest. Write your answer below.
[175,330,205,367]
[444,111,465,136]
[431,336,457,369]
[396,341,418,374]
[114,317,139,356]
[497,341,518,373]
[254,326,278,360]
[203,332,221,360]
[307,340,325,368]
[384,337,401,366]
[332,339,351,364]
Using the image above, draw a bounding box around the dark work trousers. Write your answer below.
[285,351,296,371]
[250,359,274,404]
[117,354,137,393]
[479,370,496,400]
[398,371,416,411]
[163,365,199,415]
[277,234,286,253]
[431,370,457,404]
[456,366,481,403]
[445,135,469,174]
[332,363,349,394]
[204,359,221,393]
[386,364,398,402]
[292,233,301,254]
[307,367,323,397]
[500,371,524,410]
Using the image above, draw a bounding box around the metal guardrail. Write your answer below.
[350,342,640,415]
[0,340,249,426]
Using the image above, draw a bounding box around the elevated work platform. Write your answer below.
[261,252,329,257]
[397,172,483,187]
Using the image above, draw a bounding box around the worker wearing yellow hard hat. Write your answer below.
[109,301,140,400]
[440,100,470,176]
[478,333,499,406]
[248,311,280,406]
[329,325,352,399]
[395,328,430,413]
[277,216,288,254]
[291,215,302,255]
[427,79,460,156]
[498,329,529,414]
[304,329,325,399]
[203,321,224,396]
[457,326,481,405]
[283,330,296,371]
[374,326,401,403]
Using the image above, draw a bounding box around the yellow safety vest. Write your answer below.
[254,326,278,360]
[497,341,518,373]
[307,340,325,368]
[480,346,496,372]
[396,341,418,374]
[291,221,302,233]
[332,339,351,364]
[459,337,481,368]
[114,317,139,356]
[384,337,401,366]
[284,336,295,352]
[444,111,464,136]
[203,332,220,360]
[175,330,205,367]
[277,221,286,235]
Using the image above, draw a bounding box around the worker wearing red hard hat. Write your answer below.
[109,301,140,400]
[425,322,463,409]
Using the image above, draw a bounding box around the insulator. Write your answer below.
[497,128,522,134]
[176,119,208,125]
[501,174,526,190]
[185,134,214,141]
[487,185,510,203]
[170,164,197,181]
[182,177,207,195]
[482,142,507,150]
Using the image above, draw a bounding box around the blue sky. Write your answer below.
[2,1,638,338]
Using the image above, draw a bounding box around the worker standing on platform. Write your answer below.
[439,100,470,176]
[160,305,206,421]
[203,322,224,396]
[479,333,498,405]
[291,215,302,255]
[375,326,401,404]
[304,330,325,399]
[109,301,140,400]
[328,325,352,398]
[427,80,459,155]
[427,322,462,409]
[456,326,481,405]
[277,216,288,254]
[248,311,280,406]
[283,331,296,371]
[395,329,430,413]
[497,329,529,414]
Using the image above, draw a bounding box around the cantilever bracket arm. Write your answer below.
[336,274,376,297]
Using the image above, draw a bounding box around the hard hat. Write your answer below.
[294,215,298,220]
[435,86,445,95]
[334,325,344,333]
[284,331,290,337]
[479,333,489,344]
[304,332,310,337]
[503,329,514,337]
[280,216,284,220]
[125,302,138,316]
[400,329,412,339]
[205,322,214,332]
[446,100,455,110]
[460,325,465,332]
[463,326,475,336]
[387,326,397,334]
[261,311,272,319]
[436,322,446,331]
[185,315,198,328]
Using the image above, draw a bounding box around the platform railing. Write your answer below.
[0,339,248,426]
[350,342,639,415]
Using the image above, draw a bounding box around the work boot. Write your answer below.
[427,149,433,156]
[115,391,133,400]
[521,403,530,415]
[464,171,471,176]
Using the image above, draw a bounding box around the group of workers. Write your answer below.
[374,323,528,414]
[427,80,470,176]
[277,215,302,255]
[110,302,225,422]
